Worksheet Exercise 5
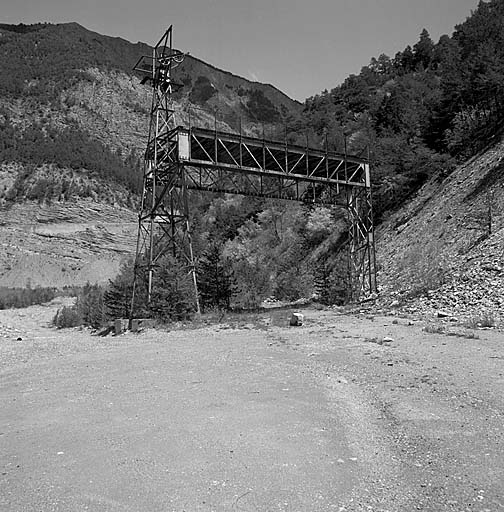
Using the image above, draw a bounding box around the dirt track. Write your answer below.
[1,303,503,511]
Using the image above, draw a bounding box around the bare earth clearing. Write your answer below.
[1,302,503,511]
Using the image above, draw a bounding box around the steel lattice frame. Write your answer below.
[131,26,377,315]
[131,27,200,314]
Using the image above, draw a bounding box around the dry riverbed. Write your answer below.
[1,302,503,511]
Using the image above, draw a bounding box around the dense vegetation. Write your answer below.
[0,284,86,310]
[245,89,281,123]
[294,0,504,220]
[54,260,198,329]
[0,118,142,200]
[189,75,217,104]
[0,22,148,100]
[0,285,57,309]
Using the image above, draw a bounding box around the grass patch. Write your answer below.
[423,322,480,339]
[423,323,446,334]
[463,312,496,330]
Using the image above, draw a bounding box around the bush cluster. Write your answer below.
[189,76,216,105]
[0,286,57,309]
[52,257,200,330]
[53,283,105,329]
[53,305,82,328]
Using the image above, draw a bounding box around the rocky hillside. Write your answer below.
[377,133,504,325]
[0,199,137,288]
[0,22,301,135]
[0,22,301,289]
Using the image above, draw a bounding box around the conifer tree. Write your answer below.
[104,259,138,319]
[149,255,197,321]
[197,243,235,311]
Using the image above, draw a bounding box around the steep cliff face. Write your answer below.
[0,200,137,288]
[376,134,504,322]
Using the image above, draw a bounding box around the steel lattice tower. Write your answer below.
[131,26,200,315]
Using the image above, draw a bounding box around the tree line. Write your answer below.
[0,118,142,200]
[289,0,504,221]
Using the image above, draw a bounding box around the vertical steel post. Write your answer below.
[284,123,288,174]
[344,135,353,302]
[239,117,243,167]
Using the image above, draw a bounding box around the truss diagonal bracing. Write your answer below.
[131,26,377,315]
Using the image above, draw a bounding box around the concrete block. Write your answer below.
[114,318,128,335]
[290,312,304,326]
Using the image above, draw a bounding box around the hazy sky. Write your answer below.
[3,0,480,101]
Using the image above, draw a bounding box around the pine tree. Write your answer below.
[149,255,197,321]
[75,283,105,329]
[413,29,434,69]
[104,259,147,319]
[197,244,235,311]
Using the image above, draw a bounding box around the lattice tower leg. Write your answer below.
[130,164,200,320]
[346,184,377,300]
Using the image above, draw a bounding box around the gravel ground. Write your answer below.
[1,303,503,511]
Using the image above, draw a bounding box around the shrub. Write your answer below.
[273,266,312,302]
[229,258,272,309]
[51,283,106,330]
[0,285,57,309]
[423,323,446,334]
[463,312,496,329]
[53,305,82,328]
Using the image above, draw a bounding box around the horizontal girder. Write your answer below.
[182,165,345,205]
[147,127,370,196]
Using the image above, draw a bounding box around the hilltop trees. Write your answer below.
[295,1,504,220]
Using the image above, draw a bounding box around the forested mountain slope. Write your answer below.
[295,0,504,223]
[0,22,301,204]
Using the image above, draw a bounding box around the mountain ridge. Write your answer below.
[0,21,300,106]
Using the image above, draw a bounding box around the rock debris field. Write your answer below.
[1,300,504,511]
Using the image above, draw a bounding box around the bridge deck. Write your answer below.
[175,127,370,189]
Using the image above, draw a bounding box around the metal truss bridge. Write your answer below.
[175,126,370,204]
[131,26,377,315]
